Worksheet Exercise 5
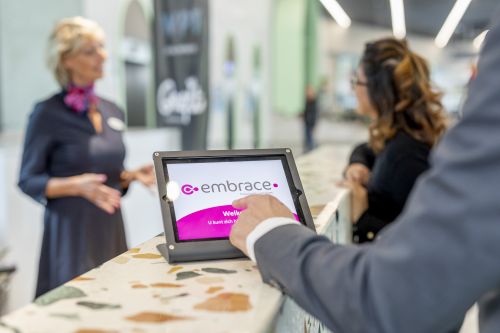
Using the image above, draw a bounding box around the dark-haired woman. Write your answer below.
[340,38,447,244]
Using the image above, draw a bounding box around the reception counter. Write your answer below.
[0,146,351,333]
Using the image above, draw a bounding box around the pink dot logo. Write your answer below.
[273,183,279,188]
[181,184,199,195]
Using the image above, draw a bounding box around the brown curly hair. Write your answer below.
[361,38,447,153]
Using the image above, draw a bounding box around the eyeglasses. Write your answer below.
[350,73,368,88]
[79,42,106,57]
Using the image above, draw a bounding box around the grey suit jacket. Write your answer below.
[254,14,500,333]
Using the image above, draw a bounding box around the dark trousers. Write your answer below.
[304,124,315,153]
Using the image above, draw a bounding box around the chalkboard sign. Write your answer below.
[153,0,210,150]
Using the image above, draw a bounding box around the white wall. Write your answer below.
[208,0,274,149]
[83,0,155,121]
[1,135,43,313]
[0,0,155,130]
[0,153,6,247]
[0,0,82,131]
[83,0,135,106]
[120,129,180,247]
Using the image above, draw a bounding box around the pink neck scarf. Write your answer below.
[63,84,98,114]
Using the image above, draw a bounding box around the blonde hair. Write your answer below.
[47,16,105,87]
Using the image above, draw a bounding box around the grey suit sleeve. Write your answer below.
[254,16,500,333]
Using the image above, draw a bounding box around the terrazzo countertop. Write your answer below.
[1,236,283,333]
[0,146,349,333]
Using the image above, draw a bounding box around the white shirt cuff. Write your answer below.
[246,217,298,262]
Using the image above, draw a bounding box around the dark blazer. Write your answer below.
[253,13,500,333]
[349,133,431,243]
[18,92,128,297]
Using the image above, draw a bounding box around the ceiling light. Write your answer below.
[319,0,351,29]
[390,0,406,39]
[473,30,489,51]
[435,0,472,48]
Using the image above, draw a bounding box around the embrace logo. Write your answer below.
[181,184,199,195]
[181,180,279,195]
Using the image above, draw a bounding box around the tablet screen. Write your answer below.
[163,157,301,242]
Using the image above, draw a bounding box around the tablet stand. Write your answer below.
[156,243,170,262]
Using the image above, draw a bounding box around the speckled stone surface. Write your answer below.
[0,146,349,333]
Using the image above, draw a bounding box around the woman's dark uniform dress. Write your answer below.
[18,92,128,297]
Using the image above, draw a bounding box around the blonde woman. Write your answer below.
[18,17,154,297]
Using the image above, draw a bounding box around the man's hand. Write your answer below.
[230,195,294,256]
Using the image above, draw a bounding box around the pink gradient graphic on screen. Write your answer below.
[176,205,299,241]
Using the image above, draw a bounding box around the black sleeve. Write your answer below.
[354,154,429,242]
[348,142,376,169]
[18,105,54,205]
[381,155,428,208]
[353,182,394,243]
[121,176,130,196]
[353,211,388,243]
[111,102,130,197]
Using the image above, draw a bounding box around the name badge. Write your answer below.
[107,117,126,131]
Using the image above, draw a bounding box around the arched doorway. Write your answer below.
[123,0,151,127]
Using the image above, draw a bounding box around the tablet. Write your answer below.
[153,149,315,263]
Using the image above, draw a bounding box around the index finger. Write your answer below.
[89,173,107,183]
[232,194,263,209]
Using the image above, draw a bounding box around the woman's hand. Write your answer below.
[337,179,369,223]
[133,164,155,187]
[344,163,371,186]
[120,164,156,190]
[74,173,121,214]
